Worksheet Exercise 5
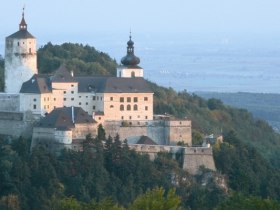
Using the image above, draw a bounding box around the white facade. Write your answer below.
[117,66,144,78]
[5,28,37,93]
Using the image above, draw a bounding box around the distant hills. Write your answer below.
[196,92,280,132]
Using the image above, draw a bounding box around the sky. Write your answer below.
[1,0,280,46]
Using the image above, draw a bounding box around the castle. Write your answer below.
[0,11,215,174]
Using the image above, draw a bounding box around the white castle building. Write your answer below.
[0,11,192,148]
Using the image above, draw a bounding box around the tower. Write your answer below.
[117,32,144,78]
[5,8,37,93]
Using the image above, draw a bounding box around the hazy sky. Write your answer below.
[1,0,280,44]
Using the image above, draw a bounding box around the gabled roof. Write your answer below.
[51,65,76,83]
[20,74,52,94]
[76,77,152,93]
[6,30,35,39]
[137,136,158,145]
[37,107,95,130]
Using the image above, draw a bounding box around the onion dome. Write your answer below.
[121,33,140,66]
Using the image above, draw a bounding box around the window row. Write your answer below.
[119,104,149,111]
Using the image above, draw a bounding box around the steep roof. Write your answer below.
[76,77,152,93]
[137,136,158,145]
[20,74,52,94]
[37,107,95,130]
[51,65,76,83]
[6,30,35,39]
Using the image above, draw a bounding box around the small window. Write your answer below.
[79,96,82,98]
[121,116,124,120]
[129,116,132,120]
[29,48,31,54]
[133,104,138,111]
[71,84,74,87]
[110,105,114,108]
[93,106,96,110]
[71,98,74,101]
[127,104,131,111]
[86,96,88,98]
[86,102,88,105]
[127,97,131,102]
[134,97,138,102]
[97,96,99,100]
[120,97,124,102]
[33,105,36,109]
[17,42,19,46]
[144,97,148,101]
[63,91,66,94]
[131,71,135,77]
[33,98,36,102]
[145,106,148,111]
[71,91,74,94]
[53,98,56,101]
[99,117,101,120]
[79,102,81,105]
[145,116,148,119]
[100,97,103,100]
[120,104,124,111]
[54,106,56,108]
[64,98,66,101]
[110,97,113,101]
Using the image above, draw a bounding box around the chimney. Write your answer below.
[71,106,75,124]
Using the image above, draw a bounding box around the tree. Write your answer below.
[129,187,182,210]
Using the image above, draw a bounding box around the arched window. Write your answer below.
[133,104,138,111]
[120,104,124,111]
[127,104,131,111]
[131,71,135,77]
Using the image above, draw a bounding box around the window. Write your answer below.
[97,96,99,100]
[145,106,148,111]
[144,97,148,101]
[29,48,31,54]
[110,97,113,101]
[145,116,148,119]
[64,98,66,101]
[63,91,66,94]
[93,96,96,100]
[131,71,135,77]
[119,72,121,77]
[33,105,36,109]
[54,98,56,101]
[133,104,138,111]
[54,106,56,108]
[44,98,46,102]
[99,117,101,120]
[120,97,124,102]
[86,102,88,105]
[17,42,19,46]
[120,104,124,111]
[93,106,96,110]
[44,105,46,109]
[129,116,132,120]
[71,91,74,94]
[134,97,138,102]
[121,116,124,120]
[71,98,74,101]
[33,98,36,102]
[127,104,131,111]
[127,97,131,102]
[86,96,88,98]
[79,102,81,105]
[71,84,74,87]
[100,97,103,100]
[110,105,114,108]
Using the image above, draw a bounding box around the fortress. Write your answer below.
[0,11,216,174]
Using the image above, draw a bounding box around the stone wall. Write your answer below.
[0,94,20,112]
[128,144,216,174]
[104,119,191,145]
[0,111,35,138]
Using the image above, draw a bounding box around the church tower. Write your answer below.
[5,8,37,93]
[117,33,144,78]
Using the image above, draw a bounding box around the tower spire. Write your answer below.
[120,31,140,66]
[19,6,27,31]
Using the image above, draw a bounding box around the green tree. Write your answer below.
[129,187,182,210]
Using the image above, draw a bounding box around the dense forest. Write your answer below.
[1,43,280,209]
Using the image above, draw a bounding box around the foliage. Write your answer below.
[129,187,182,210]
[37,42,118,76]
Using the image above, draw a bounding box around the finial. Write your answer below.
[129,28,132,40]
[22,5,25,18]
